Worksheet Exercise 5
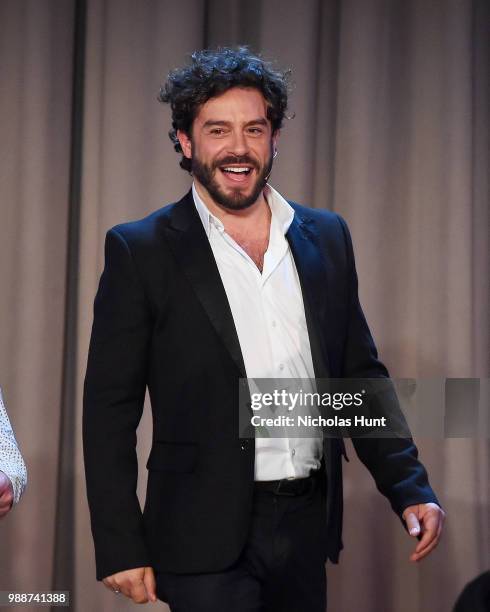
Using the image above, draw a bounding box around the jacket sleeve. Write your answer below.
[337,215,440,518]
[83,227,152,580]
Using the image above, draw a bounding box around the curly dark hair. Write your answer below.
[158,46,292,172]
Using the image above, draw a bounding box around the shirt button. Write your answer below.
[271,320,277,327]
[279,363,285,371]
[291,448,296,456]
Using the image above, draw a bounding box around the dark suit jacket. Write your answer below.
[83,189,439,581]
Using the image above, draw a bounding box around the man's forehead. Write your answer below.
[194,87,270,124]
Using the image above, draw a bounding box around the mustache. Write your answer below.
[212,156,260,170]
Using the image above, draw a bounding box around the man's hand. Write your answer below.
[102,566,157,603]
[0,471,14,518]
[402,502,445,562]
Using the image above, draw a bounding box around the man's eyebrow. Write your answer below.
[202,118,269,128]
[244,118,268,127]
[202,120,230,128]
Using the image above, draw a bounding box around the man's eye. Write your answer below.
[210,128,224,135]
[248,128,264,134]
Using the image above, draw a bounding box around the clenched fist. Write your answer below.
[102,566,157,604]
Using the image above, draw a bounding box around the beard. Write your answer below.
[191,145,274,211]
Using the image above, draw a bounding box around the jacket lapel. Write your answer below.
[286,210,331,379]
[160,191,333,382]
[286,209,342,478]
[161,191,247,378]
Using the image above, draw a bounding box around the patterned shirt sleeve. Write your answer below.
[0,387,27,504]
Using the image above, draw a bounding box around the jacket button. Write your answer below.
[240,440,249,451]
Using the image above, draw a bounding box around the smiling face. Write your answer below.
[177,87,278,211]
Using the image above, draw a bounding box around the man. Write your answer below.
[0,387,27,517]
[83,47,445,611]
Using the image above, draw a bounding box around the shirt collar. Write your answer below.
[263,183,295,235]
[192,182,222,237]
[192,181,295,237]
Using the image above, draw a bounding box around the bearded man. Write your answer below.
[83,46,444,611]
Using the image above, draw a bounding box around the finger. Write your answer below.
[0,496,13,516]
[414,512,439,554]
[404,511,421,537]
[0,479,12,497]
[0,498,12,510]
[112,579,131,599]
[143,567,157,603]
[0,489,13,503]
[410,533,441,562]
[128,578,149,604]
[117,576,147,604]
[429,511,445,552]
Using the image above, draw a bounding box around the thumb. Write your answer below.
[404,511,421,537]
[143,566,157,603]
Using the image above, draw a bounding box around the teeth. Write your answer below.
[223,167,250,173]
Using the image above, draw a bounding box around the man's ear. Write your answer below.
[272,129,280,154]
[177,130,192,159]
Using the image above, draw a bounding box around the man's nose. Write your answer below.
[227,130,249,157]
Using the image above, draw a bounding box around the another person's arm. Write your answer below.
[0,387,27,517]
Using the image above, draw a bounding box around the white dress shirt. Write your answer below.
[193,182,323,480]
[0,387,27,504]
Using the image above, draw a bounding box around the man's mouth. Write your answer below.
[219,165,254,183]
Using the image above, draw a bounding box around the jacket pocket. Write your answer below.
[146,441,198,473]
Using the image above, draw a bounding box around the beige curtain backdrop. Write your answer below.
[0,1,488,611]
